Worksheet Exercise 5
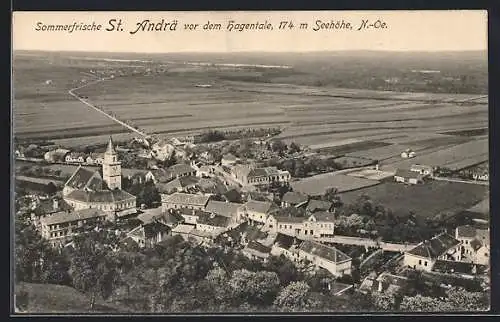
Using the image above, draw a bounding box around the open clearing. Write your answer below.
[339,180,489,219]
[15,282,129,313]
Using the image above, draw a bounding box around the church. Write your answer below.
[62,136,137,219]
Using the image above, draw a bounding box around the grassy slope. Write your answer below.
[15,282,131,314]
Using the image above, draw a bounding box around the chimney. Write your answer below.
[53,198,59,211]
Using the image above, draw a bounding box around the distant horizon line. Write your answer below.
[13,49,487,54]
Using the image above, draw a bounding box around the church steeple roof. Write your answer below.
[106,136,116,154]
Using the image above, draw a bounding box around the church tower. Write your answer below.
[102,136,122,190]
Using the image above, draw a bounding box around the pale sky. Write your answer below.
[12,10,487,53]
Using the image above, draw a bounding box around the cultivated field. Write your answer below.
[291,172,380,196]
[14,51,488,171]
[380,138,488,172]
[339,181,489,219]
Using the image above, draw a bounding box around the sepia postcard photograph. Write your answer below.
[11,10,490,314]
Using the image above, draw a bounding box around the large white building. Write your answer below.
[62,137,137,219]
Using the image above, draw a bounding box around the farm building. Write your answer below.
[394,168,424,184]
[410,164,434,176]
[403,232,461,272]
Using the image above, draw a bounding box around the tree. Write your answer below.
[14,214,68,284]
[273,281,320,312]
[69,229,120,310]
[289,142,301,154]
[137,181,161,208]
[323,187,342,207]
[372,292,397,311]
[399,294,451,312]
[205,267,231,305]
[229,269,280,306]
[264,255,304,286]
[45,182,58,195]
[270,140,287,156]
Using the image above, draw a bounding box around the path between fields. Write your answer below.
[67,75,149,139]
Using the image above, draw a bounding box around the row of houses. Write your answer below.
[242,233,352,278]
[160,191,337,242]
[43,149,105,165]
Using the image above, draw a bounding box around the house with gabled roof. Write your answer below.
[204,200,244,226]
[298,240,352,277]
[265,211,335,240]
[39,208,107,247]
[455,225,490,265]
[270,233,302,261]
[239,199,279,225]
[127,220,171,248]
[157,176,200,194]
[306,211,335,238]
[196,212,232,233]
[161,192,211,212]
[403,232,461,271]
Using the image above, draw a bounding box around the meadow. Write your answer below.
[339,180,489,219]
